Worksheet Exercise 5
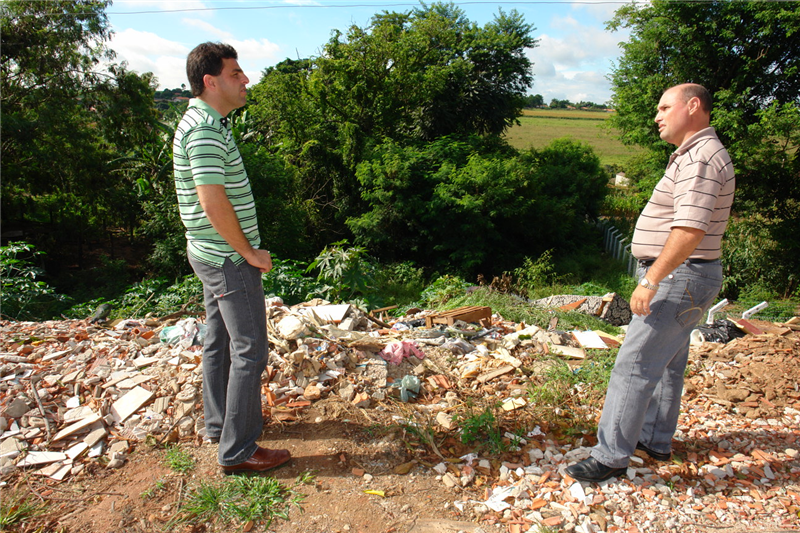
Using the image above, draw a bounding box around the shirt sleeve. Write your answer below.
[184,125,227,186]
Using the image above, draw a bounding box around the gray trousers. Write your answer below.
[188,253,268,466]
[591,260,722,468]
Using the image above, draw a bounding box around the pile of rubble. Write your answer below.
[455,327,800,532]
[1,296,799,532]
[0,296,616,482]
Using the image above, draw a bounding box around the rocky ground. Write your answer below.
[1,300,798,533]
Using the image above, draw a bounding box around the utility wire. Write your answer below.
[22,0,777,18]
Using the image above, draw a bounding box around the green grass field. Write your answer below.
[504,108,642,167]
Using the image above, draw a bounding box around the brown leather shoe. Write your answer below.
[221,446,291,475]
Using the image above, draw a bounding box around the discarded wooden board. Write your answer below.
[571,330,608,349]
[559,298,587,312]
[476,365,515,383]
[547,344,586,359]
[425,306,492,328]
[736,318,764,336]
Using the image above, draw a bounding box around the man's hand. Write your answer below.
[244,248,273,274]
[630,284,657,316]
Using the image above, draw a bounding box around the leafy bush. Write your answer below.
[511,250,560,299]
[1,242,70,320]
[349,135,608,279]
[416,274,472,309]
[62,275,204,320]
[456,406,508,454]
[371,261,427,311]
[305,240,379,306]
[262,256,326,306]
[722,215,799,300]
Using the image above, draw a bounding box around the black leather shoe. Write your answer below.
[565,457,626,482]
[636,441,671,461]
[221,446,291,475]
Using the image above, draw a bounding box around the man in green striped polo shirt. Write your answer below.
[173,42,290,474]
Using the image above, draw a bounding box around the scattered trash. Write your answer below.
[691,319,747,344]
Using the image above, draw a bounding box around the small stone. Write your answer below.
[3,398,31,418]
[303,384,322,401]
[441,472,458,487]
[107,458,126,469]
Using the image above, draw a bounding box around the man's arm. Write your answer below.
[196,184,272,273]
[630,226,705,316]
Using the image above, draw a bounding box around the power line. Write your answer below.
[26,0,747,18]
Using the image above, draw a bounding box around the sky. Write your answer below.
[105,0,632,105]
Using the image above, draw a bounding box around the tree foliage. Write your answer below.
[606,0,800,297]
[248,3,538,247]
[348,136,607,277]
[1,0,161,276]
[2,0,113,200]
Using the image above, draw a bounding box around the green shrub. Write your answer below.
[1,241,70,320]
[263,256,324,306]
[416,274,471,309]
[305,239,379,306]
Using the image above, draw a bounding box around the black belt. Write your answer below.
[638,258,719,267]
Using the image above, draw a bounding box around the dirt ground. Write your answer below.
[28,402,483,533]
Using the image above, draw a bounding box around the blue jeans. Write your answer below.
[591,260,722,468]
[188,253,268,466]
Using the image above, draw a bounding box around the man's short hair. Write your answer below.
[186,42,238,97]
[678,83,712,113]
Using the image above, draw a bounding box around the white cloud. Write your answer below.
[182,18,233,40]
[228,38,281,60]
[527,15,627,104]
[572,0,622,23]
[108,29,190,89]
[107,28,281,89]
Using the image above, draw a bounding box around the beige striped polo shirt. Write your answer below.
[631,127,735,261]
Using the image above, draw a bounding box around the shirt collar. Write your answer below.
[189,98,227,126]
[674,126,717,155]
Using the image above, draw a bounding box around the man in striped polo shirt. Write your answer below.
[567,83,735,482]
[173,42,290,474]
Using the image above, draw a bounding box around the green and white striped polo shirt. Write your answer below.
[173,99,260,267]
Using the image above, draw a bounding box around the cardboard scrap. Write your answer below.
[571,330,608,349]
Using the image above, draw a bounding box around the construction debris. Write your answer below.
[1,297,798,532]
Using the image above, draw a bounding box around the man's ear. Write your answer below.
[687,96,700,115]
[203,73,216,92]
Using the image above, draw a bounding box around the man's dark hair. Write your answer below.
[186,42,238,96]
[680,83,713,113]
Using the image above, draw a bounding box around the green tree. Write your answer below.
[348,136,607,277]
[524,94,544,108]
[606,0,800,297]
[248,3,537,251]
[1,0,113,209]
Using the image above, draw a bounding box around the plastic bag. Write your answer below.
[693,319,746,344]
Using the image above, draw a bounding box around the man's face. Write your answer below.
[654,87,692,146]
[214,57,249,113]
